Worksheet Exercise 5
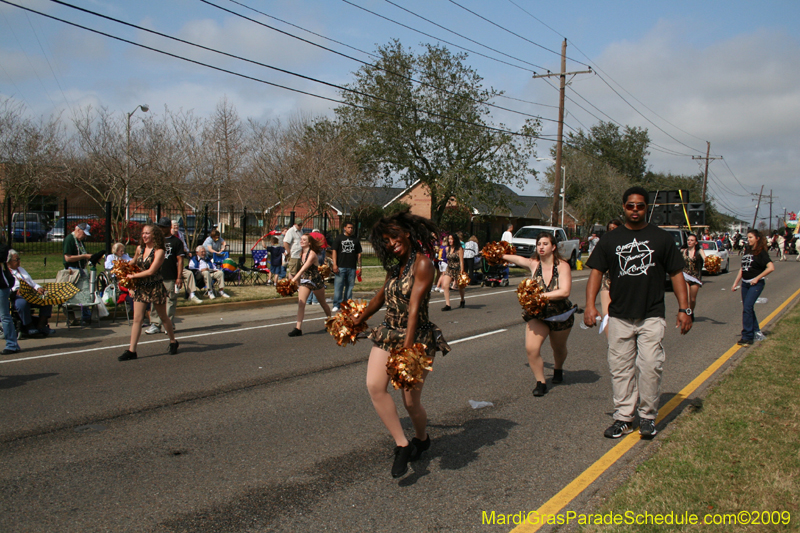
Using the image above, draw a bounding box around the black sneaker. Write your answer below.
[737,338,753,346]
[639,418,657,439]
[532,381,547,397]
[552,369,564,384]
[391,442,415,478]
[410,435,430,461]
[604,420,633,439]
[288,328,302,337]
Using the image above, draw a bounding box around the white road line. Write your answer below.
[449,329,507,345]
[1,279,587,365]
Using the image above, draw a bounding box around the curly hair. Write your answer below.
[446,232,462,253]
[140,224,165,252]
[370,209,441,271]
[747,228,767,256]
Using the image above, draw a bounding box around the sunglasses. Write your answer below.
[624,202,646,211]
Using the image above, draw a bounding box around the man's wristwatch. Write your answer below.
[678,308,693,316]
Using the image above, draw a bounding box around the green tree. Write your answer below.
[336,40,540,224]
[565,121,650,183]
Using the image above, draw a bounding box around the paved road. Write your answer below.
[1,256,798,532]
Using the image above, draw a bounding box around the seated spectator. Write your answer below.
[104,242,132,272]
[7,250,53,337]
[202,229,228,259]
[180,265,203,303]
[189,246,229,299]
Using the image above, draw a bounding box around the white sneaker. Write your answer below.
[332,306,340,313]
[220,291,230,298]
[189,294,202,303]
[145,324,161,335]
[208,291,216,299]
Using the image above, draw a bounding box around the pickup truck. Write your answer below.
[510,225,582,269]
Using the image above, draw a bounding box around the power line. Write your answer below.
[225,0,559,112]
[382,0,550,70]
[197,0,557,124]
[3,0,555,144]
[445,0,591,68]
[339,0,539,73]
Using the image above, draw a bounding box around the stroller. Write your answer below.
[478,257,509,287]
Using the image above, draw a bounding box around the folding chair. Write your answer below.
[250,250,271,285]
[211,251,230,266]
[237,255,259,285]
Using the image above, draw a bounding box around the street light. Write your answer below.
[126,103,149,223]
[537,157,566,228]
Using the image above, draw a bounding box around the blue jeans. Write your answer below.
[333,267,357,308]
[740,279,764,341]
[0,288,20,351]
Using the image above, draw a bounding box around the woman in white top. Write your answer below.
[7,250,53,336]
[104,243,132,272]
[463,235,480,283]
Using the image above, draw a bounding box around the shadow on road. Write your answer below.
[0,372,59,389]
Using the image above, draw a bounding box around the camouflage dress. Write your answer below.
[444,247,461,278]
[299,249,326,291]
[682,248,704,285]
[133,247,168,305]
[522,260,576,331]
[368,251,451,358]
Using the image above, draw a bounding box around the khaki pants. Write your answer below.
[182,269,197,293]
[607,317,666,422]
[201,270,224,294]
[150,280,176,328]
[286,257,301,277]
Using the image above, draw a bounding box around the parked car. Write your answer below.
[510,225,581,268]
[12,212,52,230]
[700,241,730,274]
[12,221,48,242]
[47,215,99,241]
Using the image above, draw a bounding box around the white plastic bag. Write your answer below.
[102,284,117,307]
[94,294,110,318]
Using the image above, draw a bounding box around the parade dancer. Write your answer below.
[287,235,331,337]
[351,210,450,478]
[731,229,774,346]
[440,233,466,311]
[501,232,575,396]
[682,234,706,320]
[119,225,178,361]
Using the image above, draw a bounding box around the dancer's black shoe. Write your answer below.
[288,328,303,337]
[459,300,465,308]
[552,369,564,384]
[168,341,179,355]
[118,350,137,361]
[532,381,548,396]
[410,435,430,461]
[441,305,451,312]
[392,442,415,478]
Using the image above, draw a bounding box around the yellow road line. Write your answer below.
[510,284,800,533]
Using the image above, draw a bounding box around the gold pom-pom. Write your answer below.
[705,255,721,274]
[457,271,470,288]
[112,260,141,290]
[517,278,549,316]
[318,263,332,279]
[326,299,369,346]
[276,278,298,297]
[386,343,433,390]
[481,241,516,265]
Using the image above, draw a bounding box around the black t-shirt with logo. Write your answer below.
[740,247,772,280]
[586,223,685,319]
[161,235,186,281]
[333,234,362,269]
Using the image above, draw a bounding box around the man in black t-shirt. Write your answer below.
[585,187,692,440]
[331,222,362,313]
[147,218,186,335]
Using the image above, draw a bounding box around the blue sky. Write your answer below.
[2,0,799,223]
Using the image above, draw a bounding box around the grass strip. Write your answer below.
[578,303,800,532]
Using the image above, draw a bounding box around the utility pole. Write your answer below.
[691,141,722,203]
[752,185,764,229]
[768,190,773,232]
[532,39,592,225]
